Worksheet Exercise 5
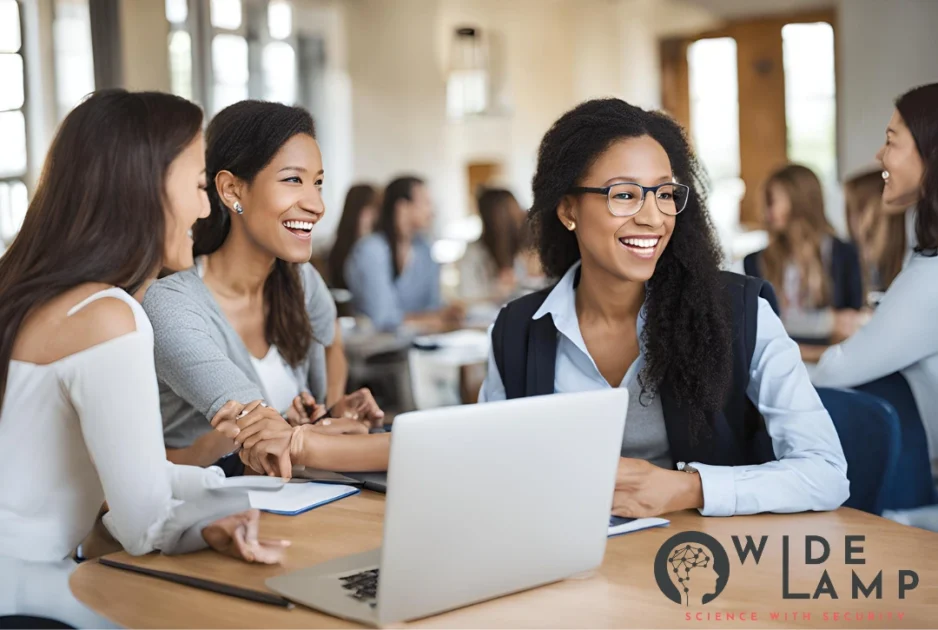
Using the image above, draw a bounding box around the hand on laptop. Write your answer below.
[612,458,704,518]
[202,509,290,564]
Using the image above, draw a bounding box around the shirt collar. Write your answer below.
[532,261,647,356]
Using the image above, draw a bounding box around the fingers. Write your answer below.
[277,445,293,480]
[231,522,253,562]
[210,400,242,428]
[253,539,290,564]
[287,396,310,427]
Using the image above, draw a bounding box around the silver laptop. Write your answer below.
[266,388,628,627]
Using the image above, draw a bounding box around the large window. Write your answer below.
[53,0,95,119]
[166,0,298,115]
[0,0,28,245]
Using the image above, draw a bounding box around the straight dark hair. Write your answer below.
[896,83,938,253]
[477,188,522,271]
[0,89,203,410]
[329,183,379,289]
[194,100,317,367]
[376,176,424,278]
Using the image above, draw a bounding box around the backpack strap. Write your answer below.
[491,287,554,399]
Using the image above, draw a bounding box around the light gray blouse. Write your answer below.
[143,263,336,449]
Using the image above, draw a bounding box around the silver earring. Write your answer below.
[234,201,244,215]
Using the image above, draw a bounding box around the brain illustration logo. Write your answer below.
[654,531,730,606]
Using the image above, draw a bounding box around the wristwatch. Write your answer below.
[676,462,699,474]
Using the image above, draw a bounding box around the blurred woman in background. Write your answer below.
[744,164,864,359]
[328,184,380,290]
[458,188,523,302]
[345,176,464,332]
[845,168,907,296]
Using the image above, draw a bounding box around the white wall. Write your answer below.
[837,0,938,178]
[118,0,171,91]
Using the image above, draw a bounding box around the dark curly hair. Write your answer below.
[528,98,732,429]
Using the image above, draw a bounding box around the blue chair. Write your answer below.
[854,373,938,510]
[817,387,901,515]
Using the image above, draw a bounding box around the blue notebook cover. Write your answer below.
[248,482,360,516]
[608,515,670,537]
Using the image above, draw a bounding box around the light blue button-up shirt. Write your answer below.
[344,233,442,332]
[479,262,849,517]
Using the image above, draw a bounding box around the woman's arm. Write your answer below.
[166,429,237,467]
[325,321,349,405]
[812,261,938,388]
[143,281,266,425]
[291,428,391,472]
[62,301,252,555]
[691,298,849,516]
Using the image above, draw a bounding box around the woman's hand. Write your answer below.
[611,458,703,518]
[212,401,294,478]
[202,509,290,564]
[328,388,385,429]
[284,392,324,427]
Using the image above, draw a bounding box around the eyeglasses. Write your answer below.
[568,182,690,217]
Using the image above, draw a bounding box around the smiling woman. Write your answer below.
[480,98,848,519]
[143,100,389,478]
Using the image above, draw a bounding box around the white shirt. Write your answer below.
[812,253,938,469]
[0,288,254,624]
[250,345,304,414]
[479,263,849,517]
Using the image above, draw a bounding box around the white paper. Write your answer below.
[248,482,358,515]
[607,516,669,537]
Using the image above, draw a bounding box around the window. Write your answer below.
[166,0,299,114]
[166,0,193,101]
[53,0,95,119]
[0,0,28,245]
[782,22,837,195]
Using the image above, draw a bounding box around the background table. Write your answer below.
[71,493,938,628]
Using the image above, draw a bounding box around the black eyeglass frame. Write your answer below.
[568,182,691,217]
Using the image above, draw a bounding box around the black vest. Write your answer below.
[491,271,779,468]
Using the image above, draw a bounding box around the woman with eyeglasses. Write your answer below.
[479,99,848,518]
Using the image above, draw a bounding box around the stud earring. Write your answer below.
[567,221,576,231]
[234,201,244,215]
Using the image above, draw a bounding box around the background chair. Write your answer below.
[854,372,938,511]
[817,387,901,515]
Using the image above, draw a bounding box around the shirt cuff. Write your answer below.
[692,462,737,517]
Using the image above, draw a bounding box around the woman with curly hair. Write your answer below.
[478,98,848,518]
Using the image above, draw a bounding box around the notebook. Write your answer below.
[249,482,359,516]
[608,515,669,537]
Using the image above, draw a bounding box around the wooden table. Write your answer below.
[71,493,938,628]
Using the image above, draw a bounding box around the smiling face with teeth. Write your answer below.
[559,135,676,284]
[216,133,326,263]
[876,109,925,215]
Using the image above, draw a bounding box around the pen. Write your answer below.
[99,558,294,608]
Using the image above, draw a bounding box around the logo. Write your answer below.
[655,531,730,606]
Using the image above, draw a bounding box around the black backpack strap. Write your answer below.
[491,288,554,399]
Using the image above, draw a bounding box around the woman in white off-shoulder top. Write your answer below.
[0,90,288,628]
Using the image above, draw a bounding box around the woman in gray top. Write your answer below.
[144,101,389,476]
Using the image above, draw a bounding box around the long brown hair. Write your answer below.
[0,89,203,410]
[477,188,522,271]
[845,169,905,291]
[760,164,835,309]
[896,83,938,253]
[328,184,379,289]
[194,100,316,367]
[376,176,424,278]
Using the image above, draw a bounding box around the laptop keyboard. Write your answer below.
[340,568,379,606]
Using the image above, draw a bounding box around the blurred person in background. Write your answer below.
[744,164,865,361]
[458,188,523,303]
[345,176,464,333]
[845,168,908,297]
[328,184,380,290]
